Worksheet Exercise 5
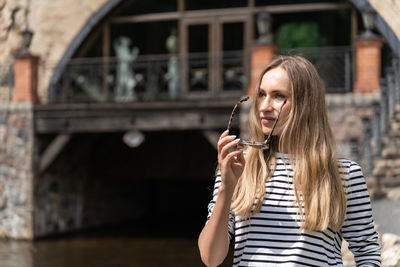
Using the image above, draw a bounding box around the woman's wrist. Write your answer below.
[218,181,236,199]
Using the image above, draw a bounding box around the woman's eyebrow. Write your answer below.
[270,89,289,94]
[259,88,290,94]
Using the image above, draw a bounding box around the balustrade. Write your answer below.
[44,46,354,103]
[46,51,247,103]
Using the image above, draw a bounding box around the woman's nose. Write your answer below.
[259,96,274,111]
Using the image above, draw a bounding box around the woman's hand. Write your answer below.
[218,130,245,190]
[198,129,245,267]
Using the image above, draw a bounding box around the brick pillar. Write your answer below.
[354,38,383,94]
[248,44,277,96]
[13,54,39,102]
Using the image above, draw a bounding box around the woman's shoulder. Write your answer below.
[337,157,362,169]
[337,158,366,187]
[337,157,353,163]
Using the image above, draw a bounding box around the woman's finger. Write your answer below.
[218,135,237,157]
[236,149,245,162]
[233,149,245,167]
[226,147,243,160]
[217,130,230,154]
[221,129,229,138]
[220,138,240,160]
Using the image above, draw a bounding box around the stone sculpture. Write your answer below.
[114,36,139,102]
[166,28,179,100]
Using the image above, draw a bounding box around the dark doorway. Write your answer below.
[36,130,219,238]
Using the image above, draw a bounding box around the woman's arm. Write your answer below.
[198,180,235,267]
[198,130,245,267]
[341,161,381,267]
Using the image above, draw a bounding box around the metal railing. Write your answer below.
[46,46,353,103]
[50,55,171,103]
[47,50,247,103]
[0,64,13,102]
[280,46,354,94]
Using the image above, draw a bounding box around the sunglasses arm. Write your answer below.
[263,99,287,145]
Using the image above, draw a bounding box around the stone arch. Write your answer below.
[47,0,400,101]
[47,0,124,101]
[349,0,400,56]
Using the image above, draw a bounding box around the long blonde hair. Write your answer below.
[231,55,346,231]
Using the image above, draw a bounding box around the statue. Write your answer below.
[256,12,273,45]
[113,36,139,102]
[165,28,179,100]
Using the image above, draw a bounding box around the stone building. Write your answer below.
[0,0,399,239]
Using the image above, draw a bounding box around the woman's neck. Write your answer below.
[273,136,289,154]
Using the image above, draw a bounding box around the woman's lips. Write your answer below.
[261,116,276,124]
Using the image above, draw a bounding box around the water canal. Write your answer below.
[0,179,233,267]
[1,130,234,266]
[0,225,234,267]
[0,227,232,267]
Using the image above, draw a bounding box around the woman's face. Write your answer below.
[257,67,292,137]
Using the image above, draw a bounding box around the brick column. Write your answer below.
[354,38,383,94]
[13,54,39,102]
[248,44,277,96]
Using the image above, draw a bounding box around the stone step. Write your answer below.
[395,112,400,121]
[379,176,400,188]
[388,131,400,138]
[373,159,400,176]
[380,136,400,146]
[389,122,400,133]
[381,147,400,158]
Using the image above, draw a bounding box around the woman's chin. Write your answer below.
[261,128,272,136]
[262,128,281,137]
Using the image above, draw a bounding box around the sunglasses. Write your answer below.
[227,96,287,150]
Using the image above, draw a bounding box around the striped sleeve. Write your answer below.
[206,172,235,241]
[341,160,381,266]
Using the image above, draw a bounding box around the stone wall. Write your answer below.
[326,93,377,163]
[0,103,34,239]
[373,105,400,189]
[0,0,108,102]
[369,0,400,40]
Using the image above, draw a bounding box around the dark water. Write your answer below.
[0,222,233,267]
[0,237,203,267]
[0,174,226,266]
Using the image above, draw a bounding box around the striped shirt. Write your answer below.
[206,153,381,266]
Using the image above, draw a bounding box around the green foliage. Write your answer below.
[277,22,319,49]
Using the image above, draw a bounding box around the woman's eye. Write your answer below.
[258,91,266,98]
[274,94,286,100]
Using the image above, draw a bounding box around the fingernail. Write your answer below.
[228,135,236,139]
[234,138,241,142]
[223,129,229,133]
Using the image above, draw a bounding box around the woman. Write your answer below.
[198,55,381,267]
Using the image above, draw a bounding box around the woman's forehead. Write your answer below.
[260,67,290,91]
